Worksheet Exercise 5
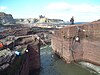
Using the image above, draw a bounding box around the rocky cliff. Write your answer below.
[51,21,100,65]
[0,35,40,75]
[15,16,64,24]
[0,12,15,25]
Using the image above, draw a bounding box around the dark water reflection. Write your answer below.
[39,45,96,75]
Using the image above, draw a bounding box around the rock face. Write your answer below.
[51,21,100,65]
[0,36,40,75]
[0,12,15,24]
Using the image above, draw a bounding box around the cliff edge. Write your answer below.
[0,12,15,25]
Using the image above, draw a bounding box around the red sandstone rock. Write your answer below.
[27,39,40,72]
[51,22,100,65]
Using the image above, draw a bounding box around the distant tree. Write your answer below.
[27,19,31,23]
[21,19,24,22]
[34,18,38,23]
[39,15,45,18]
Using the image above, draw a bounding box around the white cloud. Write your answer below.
[71,4,100,13]
[46,2,70,10]
[44,2,100,22]
[0,6,7,11]
[46,2,100,13]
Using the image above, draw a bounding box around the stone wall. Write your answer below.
[51,21,100,65]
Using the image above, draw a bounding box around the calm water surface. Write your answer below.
[39,45,97,75]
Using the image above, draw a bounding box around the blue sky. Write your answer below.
[0,0,100,22]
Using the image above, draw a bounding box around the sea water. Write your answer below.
[38,45,97,75]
